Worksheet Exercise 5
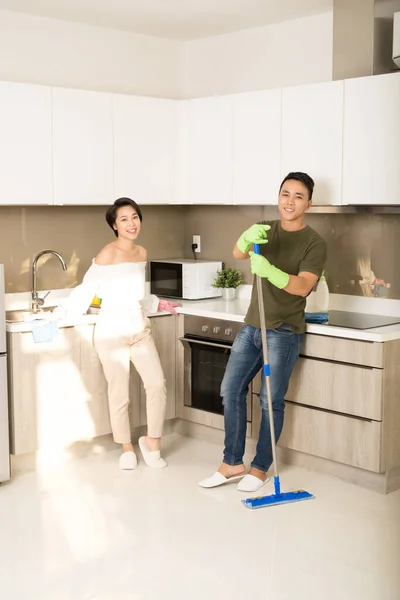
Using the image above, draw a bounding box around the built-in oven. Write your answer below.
[178,316,252,432]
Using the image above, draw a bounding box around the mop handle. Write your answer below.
[253,244,279,483]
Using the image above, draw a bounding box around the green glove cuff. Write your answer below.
[250,252,289,289]
[236,233,251,254]
[266,264,290,290]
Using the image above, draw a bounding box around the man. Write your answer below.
[199,172,327,492]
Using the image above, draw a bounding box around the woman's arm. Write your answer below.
[55,264,99,319]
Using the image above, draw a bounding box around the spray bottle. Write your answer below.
[305,271,329,314]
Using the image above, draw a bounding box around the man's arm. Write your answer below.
[233,243,251,260]
[282,272,318,297]
[249,251,324,297]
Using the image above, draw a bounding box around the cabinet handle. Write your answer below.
[178,336,232,350]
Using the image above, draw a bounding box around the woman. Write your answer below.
[54,198,167,470]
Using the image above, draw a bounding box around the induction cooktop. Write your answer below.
[325,310,400,330]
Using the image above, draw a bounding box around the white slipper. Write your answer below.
[119,451,137,470]
[237,474,270,492]
[138,436,167,469]
[198,471,245,489]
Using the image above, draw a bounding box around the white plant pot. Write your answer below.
[222,288,236,301]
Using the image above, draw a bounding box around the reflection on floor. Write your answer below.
[0,433,399,600]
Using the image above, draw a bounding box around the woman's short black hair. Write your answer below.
[279,172,315,200]
[105,198,143,237]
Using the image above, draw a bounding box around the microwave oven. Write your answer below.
[150,259,223,300]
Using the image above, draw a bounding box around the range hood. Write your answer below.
[333,0,400,80]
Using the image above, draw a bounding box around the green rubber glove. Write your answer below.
[249,251,289,290]
[236,223,271,254]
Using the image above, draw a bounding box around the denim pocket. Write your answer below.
[232,324,257,353]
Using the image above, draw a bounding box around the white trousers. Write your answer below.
[94,312,166,444]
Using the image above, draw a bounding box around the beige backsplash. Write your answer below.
[185,206,400,300]
[0,205,188,293]
[1,204,399,300]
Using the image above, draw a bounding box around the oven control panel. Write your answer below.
[184,315,242,342]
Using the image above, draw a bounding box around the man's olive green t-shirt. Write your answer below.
[245,221,327,334]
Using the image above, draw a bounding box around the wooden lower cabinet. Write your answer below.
[287,357,382,420]
[251,334,400,476]
[279,402,383,473]
[7,316,176,455]
[8,324,106,454]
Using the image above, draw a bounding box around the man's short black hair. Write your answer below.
[279,172,315,200]
[105,198,143,237]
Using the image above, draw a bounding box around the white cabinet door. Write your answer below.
[114,95,176,204]
[281,81,344,206]
[52,88,114,205]
[187,96,234,205]
[233,89,281,205]
[9,327,96,454]
[174,100,190,204]
[343,72,400,205]
[0,82,53,206]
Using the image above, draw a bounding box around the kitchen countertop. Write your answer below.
[5,288,400,342]
[4,287,172,333]
[5,310,171,333]
[176,298,400,343]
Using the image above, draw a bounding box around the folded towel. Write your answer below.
[158,298,179,315]
[305,312,329,324]
[31,320,59,343]
[140,295,180,315]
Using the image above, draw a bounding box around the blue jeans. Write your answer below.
[221,324,303,472]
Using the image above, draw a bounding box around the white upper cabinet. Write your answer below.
[114,95,176,205]
[186,96,234,205]
[281,81,344,205]
[52,88,114,205]
[233,89,282,205]
[0,82,53,206]
[174,100,190,205]
[343,72,400,205]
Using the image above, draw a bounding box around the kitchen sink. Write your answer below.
[6,306,56,323]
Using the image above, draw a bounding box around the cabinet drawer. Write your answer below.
[287,357,382,420]
[279,402,383,473]
[301,334,383,367]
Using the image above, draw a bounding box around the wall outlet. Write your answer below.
[192,235,201,253]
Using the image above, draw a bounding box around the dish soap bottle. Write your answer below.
[305,271,329,314]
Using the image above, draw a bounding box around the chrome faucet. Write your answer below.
[31,250,67,312]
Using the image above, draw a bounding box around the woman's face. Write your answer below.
[113,206,141,241]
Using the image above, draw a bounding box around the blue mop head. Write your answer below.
[242,489,314,509]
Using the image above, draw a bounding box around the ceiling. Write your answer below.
[0,0,333,40]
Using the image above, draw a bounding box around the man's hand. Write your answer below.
[236,223,271,254]
[249,252,289,290]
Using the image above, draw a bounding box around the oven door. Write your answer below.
[179,336,252,430]
[150,262,183,299]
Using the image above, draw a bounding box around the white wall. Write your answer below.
[181,12,333,98]
[0,9,334,100]
[0,10,182,98]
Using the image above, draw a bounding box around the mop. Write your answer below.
[242,243,314,509]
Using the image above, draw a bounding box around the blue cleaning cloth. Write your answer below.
[305,312,329,324]
[31,320,59,343]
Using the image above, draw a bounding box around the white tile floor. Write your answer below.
[1,433,399,600]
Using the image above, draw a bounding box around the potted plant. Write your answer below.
[212,267,244,301]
